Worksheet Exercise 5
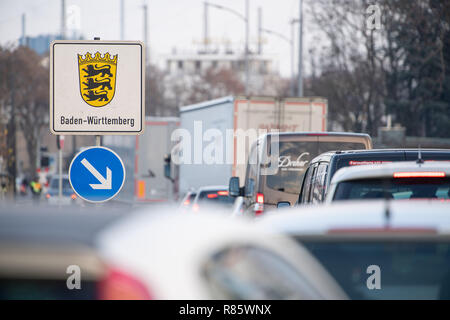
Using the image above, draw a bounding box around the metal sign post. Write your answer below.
[57,135,64,204]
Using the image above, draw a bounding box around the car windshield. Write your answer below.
[267,141,366,194]
[333,177,450,201]
[300,240,450,300]
[197,190,235,207]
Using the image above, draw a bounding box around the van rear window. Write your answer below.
[266,141,366,194]
[333,178,450,201]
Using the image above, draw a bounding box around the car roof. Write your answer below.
[260,200,450,236]
[196,185,228,192]
[261,132,371,141]
[310,148,450,164]
[49,174,70,180]
[330,160,450,184]
[264,131,370,137]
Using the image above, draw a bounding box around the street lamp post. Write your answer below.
[290,18,299,96]
[260,28,295,96]
[206,1,250,96]
[298,0,303,97]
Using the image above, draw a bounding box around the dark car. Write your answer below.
[297,149,450,206]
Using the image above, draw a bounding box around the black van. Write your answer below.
[297,149,450,205]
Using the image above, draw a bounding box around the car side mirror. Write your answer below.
[277,201,291,209]
[229,177,240,197]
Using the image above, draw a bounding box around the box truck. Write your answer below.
[103,117,180,203]
[177,96,328,194]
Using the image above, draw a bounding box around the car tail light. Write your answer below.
[71,193,77,200]
[217,191,229,196]
[256,193,264,203]
[207,193,218,199]
[254,193,264,216]
[192,203,200,212]
[97,267,153,300]
[183,199,190,206]
[393,171,446,178]
[45,193,51,199]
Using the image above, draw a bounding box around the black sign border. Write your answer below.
[51,41,144,134]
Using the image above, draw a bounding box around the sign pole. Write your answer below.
[59,147,62,202]
[56,135,63,203]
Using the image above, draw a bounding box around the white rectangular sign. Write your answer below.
[50,40,145,135]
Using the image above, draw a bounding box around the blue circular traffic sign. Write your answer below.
[69,146,126,203]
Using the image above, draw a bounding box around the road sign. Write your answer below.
[69,147,125,202]
[50,40,145,135]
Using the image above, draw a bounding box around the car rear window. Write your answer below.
[333,177,450,201]
[267,141,366,194]
[203,246,316,299]
[182,193,196,207]
[50,179,72,190]
[300,240,450,300]
[198,190,235,206]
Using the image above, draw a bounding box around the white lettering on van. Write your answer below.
[278,153,310,168]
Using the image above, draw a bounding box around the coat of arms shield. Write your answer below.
[78,52,118,107]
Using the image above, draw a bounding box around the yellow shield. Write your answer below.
[78,52,118,107]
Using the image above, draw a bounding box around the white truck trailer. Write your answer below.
[178,96,328,194]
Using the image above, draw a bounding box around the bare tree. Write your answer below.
[0,46,49,179]
[186,67,245,105]
[145,64,178,116]
[306,0,450,137]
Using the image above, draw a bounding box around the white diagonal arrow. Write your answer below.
[81,158,112,190]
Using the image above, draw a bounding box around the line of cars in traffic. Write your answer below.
[176,131,450,299]
[1,130,450,300]
[0,205,346,299]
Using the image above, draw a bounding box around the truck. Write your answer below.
[177,96,328,195]
[103,116,180,203]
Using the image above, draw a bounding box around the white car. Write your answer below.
[325,161,450,203]
[260,200,450,300]
[97,209,347,299]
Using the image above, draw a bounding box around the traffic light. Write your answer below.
[56,135,65,150]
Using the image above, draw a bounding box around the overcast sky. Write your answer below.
[0,0,321,76]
